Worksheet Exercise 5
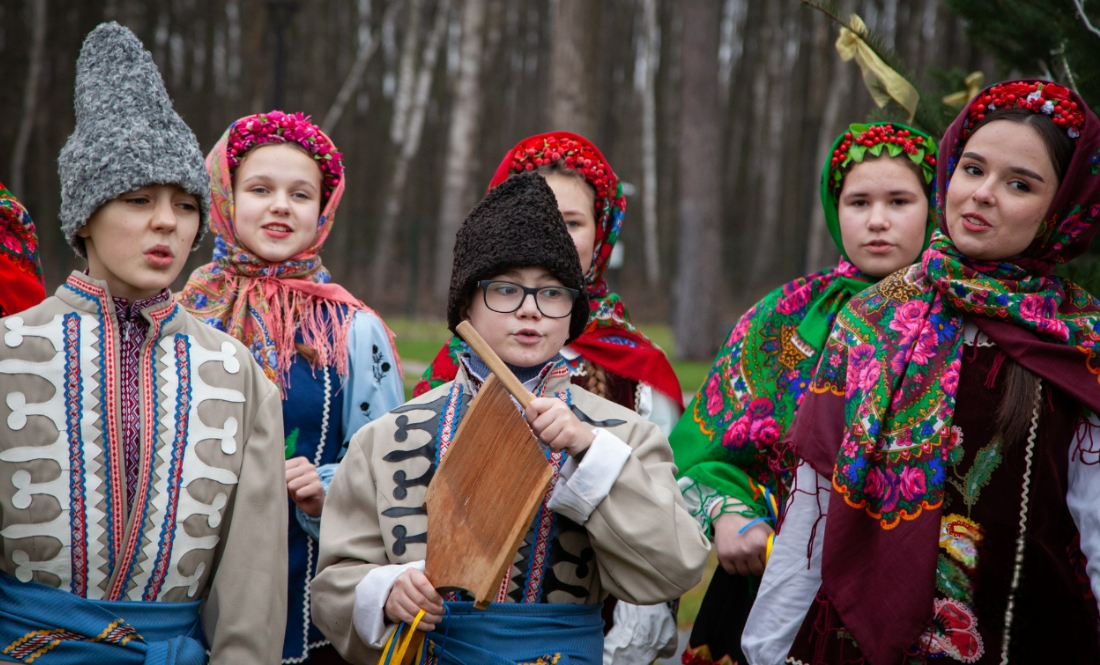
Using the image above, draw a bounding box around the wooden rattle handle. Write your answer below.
[456,321,535,409]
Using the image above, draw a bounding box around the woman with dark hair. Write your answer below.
[743,80,1100,664]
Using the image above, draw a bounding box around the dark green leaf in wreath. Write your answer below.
[285,427,300,460]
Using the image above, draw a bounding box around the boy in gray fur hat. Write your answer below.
[0,22,287,665]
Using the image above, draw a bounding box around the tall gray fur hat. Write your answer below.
[59,22,210,257]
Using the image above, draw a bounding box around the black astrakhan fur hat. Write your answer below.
[448,172,589,343]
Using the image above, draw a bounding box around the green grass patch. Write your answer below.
[633,322,712,396]
[388,318,453,362]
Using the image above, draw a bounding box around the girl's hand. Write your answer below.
[285,457,325,517]
[384,569,444,630]
[713,512,774,576]
[524,397,596,457]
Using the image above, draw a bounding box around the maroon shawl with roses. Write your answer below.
[788,80,1100,665]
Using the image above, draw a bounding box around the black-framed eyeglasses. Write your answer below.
[476,280,579,318]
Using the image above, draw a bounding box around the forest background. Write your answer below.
[0,0,1085,379]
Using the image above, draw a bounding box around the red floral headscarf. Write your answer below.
[0,183,45,317]
[415,132,682,407]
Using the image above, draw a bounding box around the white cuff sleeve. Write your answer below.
[548,428,631,524]
[603,601,679,663]
[742,462,828,665]
[1067,411,1100,613]
[352,560,426,648]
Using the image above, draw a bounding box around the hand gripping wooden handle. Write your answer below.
[456,321,535,409]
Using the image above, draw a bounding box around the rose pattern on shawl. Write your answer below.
[898,466,928,502]
[888,300,929,343]
[864,467,901,515]
[1018,294,1071,341]
[847,344,882,398]
[815,262,965,528]
[704,373,725,417]
[721,398,780,451]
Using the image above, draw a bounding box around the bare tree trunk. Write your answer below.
[548,0,600,136]
[673,0,722,361]
[371,0,452,293]
[9,0,47,197]
[432,0,487,299]
[391,0,424,144]
[323,0,394,133]
[638,0,660,284]
[804,0,856,274]
[748,1,798,289]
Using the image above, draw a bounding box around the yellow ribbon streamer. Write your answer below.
[942,71,986,109]
[380,609,427,665]
[835,15,919,123]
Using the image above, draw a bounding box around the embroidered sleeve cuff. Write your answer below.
[352,560,426,648]
[548,428,632,524]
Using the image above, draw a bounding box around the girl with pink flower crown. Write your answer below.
[744,80,1100,664]
[178,111,404,664]
[672,122,939,665]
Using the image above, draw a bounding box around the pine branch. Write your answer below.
[799,0,915,85]
[800,0,955,136]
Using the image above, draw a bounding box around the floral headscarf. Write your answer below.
[415,131,681,405]
[671,123,937,531]
[177,111,397,388]
[792,80,1100,665]
[0,183,45,317]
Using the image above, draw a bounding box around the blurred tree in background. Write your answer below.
[1,0,1000,359]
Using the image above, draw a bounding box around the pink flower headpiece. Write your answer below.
[225,111,344,202]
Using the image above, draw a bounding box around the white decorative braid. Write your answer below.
[290,365,333,664]
[999,385,1042,664]
[315,366,331,467]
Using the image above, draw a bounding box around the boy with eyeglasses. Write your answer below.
[310,172,708,665]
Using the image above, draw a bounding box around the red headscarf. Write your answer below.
[416,132,682,406]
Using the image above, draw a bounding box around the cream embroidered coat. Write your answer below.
[311,360,710,664]
[0,273,287,663]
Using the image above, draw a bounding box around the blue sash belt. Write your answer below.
[418,601,603,665]
[0,573,207,664]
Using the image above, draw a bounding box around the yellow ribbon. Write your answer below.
[835,15,919,123]
[942,71,986,109]
[380,609,427,665]
[765,532,775,564]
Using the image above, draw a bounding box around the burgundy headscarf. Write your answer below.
[790,80,1100,664]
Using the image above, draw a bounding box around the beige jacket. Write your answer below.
[311,359,709,664]
[0,273,287,663]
